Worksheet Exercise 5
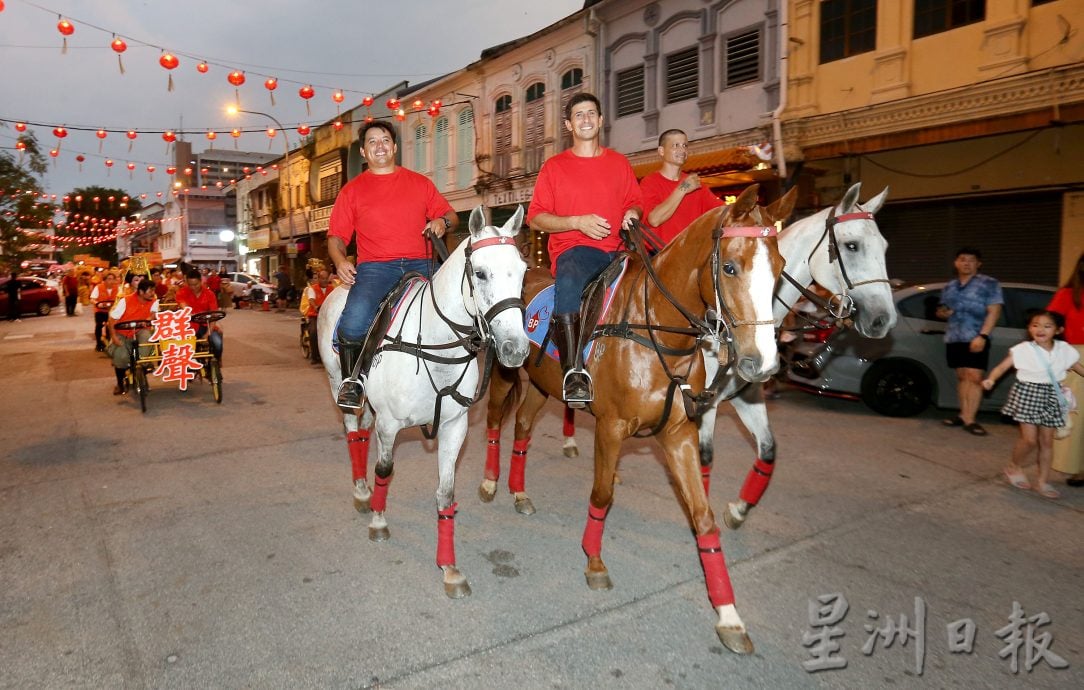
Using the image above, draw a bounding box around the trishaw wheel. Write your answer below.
[135,366,148,413]
[208,360,223,403]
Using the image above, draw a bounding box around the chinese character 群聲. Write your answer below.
[152,341,202,390]
[150,306,197,342]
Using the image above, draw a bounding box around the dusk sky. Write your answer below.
[1,0,585,200]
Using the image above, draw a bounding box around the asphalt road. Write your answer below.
[1,306,1081,689]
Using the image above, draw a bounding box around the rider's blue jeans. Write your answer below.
[337,258,433,343]
[554,246,618,316]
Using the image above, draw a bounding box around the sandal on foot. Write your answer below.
[1003,468,1030,490]
[963,422,987,436]
[942,416,964,427]
[1037,483,1060,500]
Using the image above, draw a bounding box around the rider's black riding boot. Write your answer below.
[554,312,592,407]
[336,338,365,412]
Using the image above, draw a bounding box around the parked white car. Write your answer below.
[224,272,274,304]
[786,282,1057,416]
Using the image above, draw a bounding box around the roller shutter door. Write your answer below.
[876,193,1062,286]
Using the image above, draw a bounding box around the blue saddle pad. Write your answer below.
[524,259,629,362]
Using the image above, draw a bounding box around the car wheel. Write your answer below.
[860,360,932,417]
[37,301,51,316]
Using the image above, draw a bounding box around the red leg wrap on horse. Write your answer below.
[371,474,391,513]
[701,464,712,497]
[484,428,501,482]
[436,503,457,567]
[346,430,370,483]
[508,438,529,493]
[563,407,576,438]
[581,503,609,557]
[738,458,774,506]
[697,531,735,608]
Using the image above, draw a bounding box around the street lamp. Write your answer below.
[219,229,236,270]
[226,106,295,241]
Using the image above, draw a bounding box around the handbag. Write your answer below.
[1033,343,1076,439]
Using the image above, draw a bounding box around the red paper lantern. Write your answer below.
[412,99,424,111]
[53,127,68,139]
[96,129,107,139]
[332,90,345,104]
[394,108,406,122]
[196,61,209,73]
[266,128,276,138]
[332,120,344,132]
[428,104,441,117]
[432,99,443,108]
[104,159,113,167]
[297,125,311,136]
[76,154,85,162]
[364,115,374,123]
[228,70,245,86]
[162,130,176,143]
[362,96,374,108]
[206,130,217,141]
[299,85,315,115]
[184,167,193,176]
[57,19,74,36]
[264,77,278,105]
[126,130,137,140]
[386,98,400,110]
[166,166,177,175]
[230,128,241,138]
[146,165,156,173]
[14,122,26,132]
[49,148,59,158]
[159,53,179,69]
[111,37,126,53]
[242,167,251,174]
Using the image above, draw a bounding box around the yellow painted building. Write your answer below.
[784,0,1083,284]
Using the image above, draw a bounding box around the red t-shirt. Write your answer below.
[1048,287,1084,345]
[527,148,642,274]
[328,167,453,263]
[175,285,219,316]
[207,274,222,292]
[639,171,725,244]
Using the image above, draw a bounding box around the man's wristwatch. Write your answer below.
[439,217,451,231]
[977,333,989,341]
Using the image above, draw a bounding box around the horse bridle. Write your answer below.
[778,205,890,322]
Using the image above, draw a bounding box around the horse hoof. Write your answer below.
[444,579,472,599]
[613,472,623,486]
[368,526,390,542]
[584,570,613,591]
[562,444,578,458]
[478,482,496,503]
[353,496,371,513]
[723,503,746,531]
[514,496,536,515]
[716,626,754,655]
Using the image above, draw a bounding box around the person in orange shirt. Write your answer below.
[300,268,334,365]
[106,279,159,395]
[89,272,120,352]
[174,268,223,363]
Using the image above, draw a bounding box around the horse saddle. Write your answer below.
[333,273,427,359]
[524,257,629,363]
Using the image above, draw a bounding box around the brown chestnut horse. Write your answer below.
[484,185,793,653]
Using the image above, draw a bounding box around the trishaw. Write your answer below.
[114,310,225,413]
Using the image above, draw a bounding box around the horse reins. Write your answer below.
[378,234,525,438]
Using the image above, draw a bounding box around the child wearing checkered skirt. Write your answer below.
[983,310,1084,499]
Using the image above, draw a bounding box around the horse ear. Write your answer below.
[730,183,760,219]
[468,205,486,236]
[764,188,797,225]
[862,186,890,214]
[503,204,525,237]
[839,183,861,212]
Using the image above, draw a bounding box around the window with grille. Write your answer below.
[724,29,760,88]
[615,65,645,118]
[665,47,698,104]
[819,0,877,64]
[560,68,584,150]
[318,158,342,203]
[524,82,545,173]
[456,108,475,188]
[434,117,449,190]
[493,96,512,177]
[561,68,583,91]
[414,124,428,172]
[913,0,985,39]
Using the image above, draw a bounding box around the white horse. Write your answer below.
[551,184,895,523]
[318,205,529,598]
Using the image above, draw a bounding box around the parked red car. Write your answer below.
[0,276,61,317]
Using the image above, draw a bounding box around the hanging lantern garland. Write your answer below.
[159,52,179,91]
[228,70,246,105]
[57,17,74,54]
[111,36,127,74]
